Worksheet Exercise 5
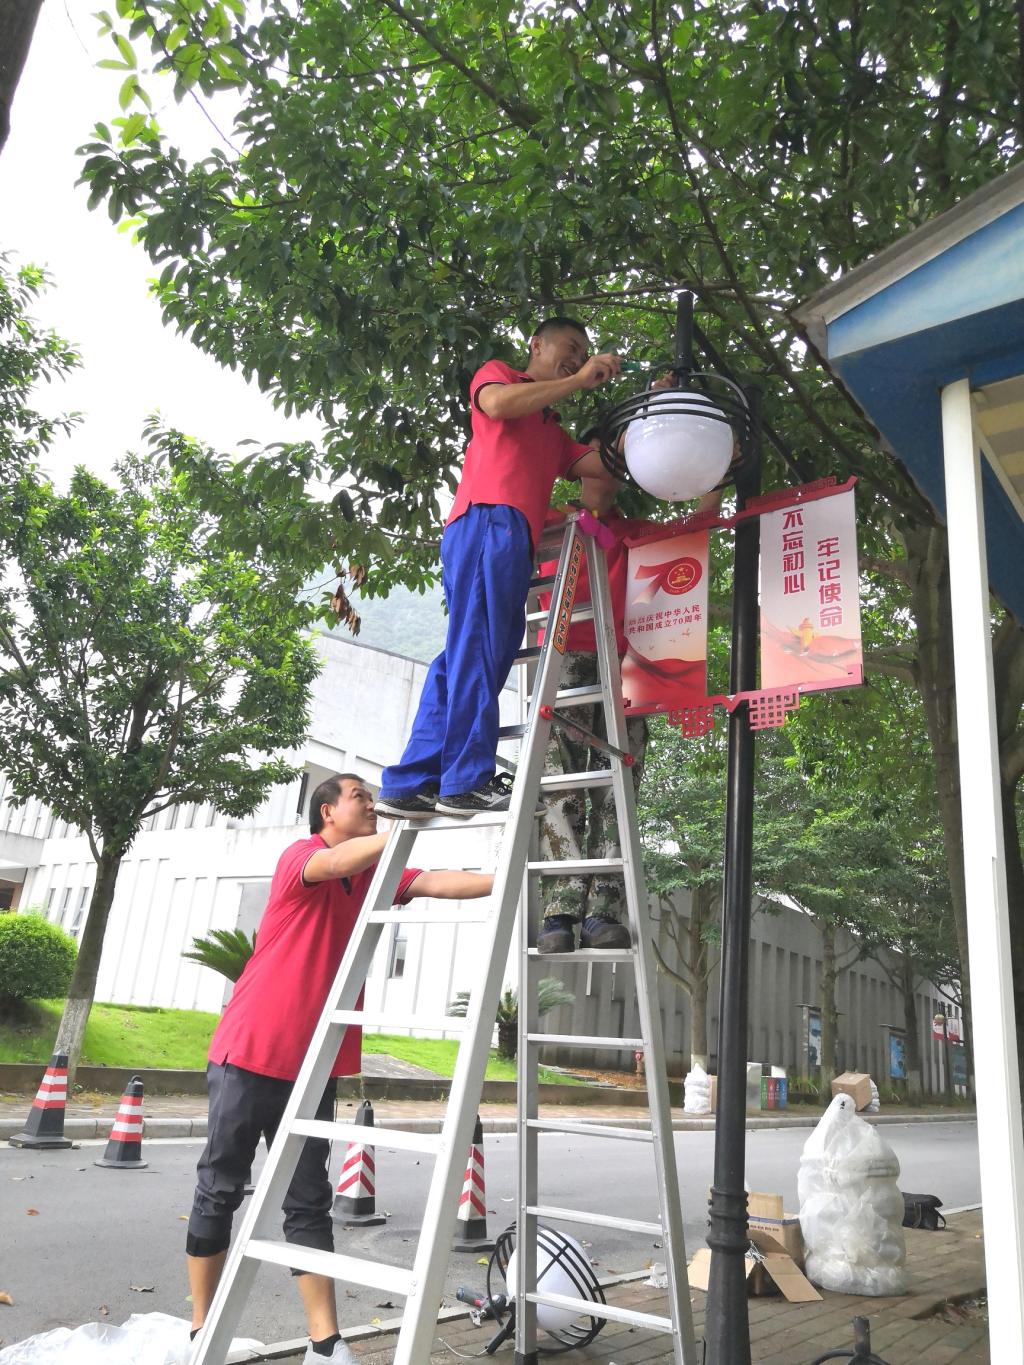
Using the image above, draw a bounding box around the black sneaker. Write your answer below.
[537,916,577,954]
[374,789,438,820]
[436,775,546,818]
[579,916,631,950]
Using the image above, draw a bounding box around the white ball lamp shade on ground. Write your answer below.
[623,390,734,501]
[505,1225,604,1342]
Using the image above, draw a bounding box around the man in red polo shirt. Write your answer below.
[376,317,621,820]
[186,772,493,1364]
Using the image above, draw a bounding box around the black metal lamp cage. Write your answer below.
[488,1221,607,1353]
[595,292,756,493]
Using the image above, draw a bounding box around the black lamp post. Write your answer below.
[597,292,763,1365]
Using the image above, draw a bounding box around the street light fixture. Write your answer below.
[597,290,763,1365]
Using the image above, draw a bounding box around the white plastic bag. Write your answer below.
[683,1063,712,1115]
[865,1079,881,1113]
[797,1093,908,1296]
[0,1312,265,1365]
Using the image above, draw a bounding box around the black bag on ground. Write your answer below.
[901,1192,946,1229]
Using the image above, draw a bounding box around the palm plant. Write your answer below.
[182,928,256,983]
[448,979,575,1059]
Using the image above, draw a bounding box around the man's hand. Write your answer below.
[574,352,622,390]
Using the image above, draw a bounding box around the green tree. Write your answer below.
[0,266,321,1083]
[182,927,256,983]
[79,0,1024,1070]
[448,979,575,1060]
[0,911,77,1012]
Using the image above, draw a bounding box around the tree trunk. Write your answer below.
[903,521,974,1062]
[54,850,123,1089]
[688,884,715,1069]
[899,954,924,1102]
[0,0,44,153]
[819,921,839,1094]
[497,1019,516,1060]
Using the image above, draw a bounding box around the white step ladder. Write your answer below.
[190,514,698,1365]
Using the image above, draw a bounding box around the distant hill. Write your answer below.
[321,581,448,663]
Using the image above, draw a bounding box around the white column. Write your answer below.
[940,377,1024,1353]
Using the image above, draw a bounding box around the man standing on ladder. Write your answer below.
[375,317,621,821]
[185,773,493,1365]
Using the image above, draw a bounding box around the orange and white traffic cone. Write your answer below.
[94,1075,147,1169]
[453,1115,493,1252]
[332,1099,386,1226]
[9,1052,73,1150]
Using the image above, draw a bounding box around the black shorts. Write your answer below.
[186,1062,337,1259]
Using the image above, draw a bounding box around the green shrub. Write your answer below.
[0,911,77,1006]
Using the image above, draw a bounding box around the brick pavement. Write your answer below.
[315,1210,988,1365]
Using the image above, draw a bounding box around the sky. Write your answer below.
[0,3,321,486]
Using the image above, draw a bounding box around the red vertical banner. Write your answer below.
[621,529,710,715]
[759,486,863,693]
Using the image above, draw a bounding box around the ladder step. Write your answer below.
[525,605,594,625]
[527,1118,653,1142]
[497,723,527,741]
[527,948,633,964]
[331,1010,466,1034]
[368,908,491,925]
[528,573,558,592]
[539,770,614,793]
[527,1203,662,1237]
[525,1290,674,1335]
[527,858,624,875]
[529,684,604,707]
[291,1119,443,1155]
[526,1032,643,1050]
[245,1240,414,1296]
[513,645,543,664]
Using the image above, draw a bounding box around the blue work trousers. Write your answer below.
[380,504,533,798]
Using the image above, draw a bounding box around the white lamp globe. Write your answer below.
[623,390,734,502]
[506,1229,596,1332]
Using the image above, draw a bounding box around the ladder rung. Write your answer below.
[525,605,594,625]
[527,1118,653,1142]
[527,1203,662,1237]
[528,573,558,592]
[368,908,491,925]
[526,1032,643,1050]
[331,1010,467,1034]
[497,723,527,740]
[527,948,633,964]
[514,645,543,664]
[539,770,614,793]
[245,1240,414,1296]
[407,810,511,830]
[525,1290,674,1334]
[527,858,624,875]
[291,1119,443,1155]
[552,683,604,705]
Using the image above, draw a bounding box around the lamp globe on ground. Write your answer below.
[623,390,734,501]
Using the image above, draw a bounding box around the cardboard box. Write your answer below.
[831,1071,873,1111]
[687,1247,821,1303]
[747,1190,804,1267]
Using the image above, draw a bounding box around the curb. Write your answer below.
[0,1111,977,1144]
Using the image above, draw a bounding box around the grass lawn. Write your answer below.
[0,1001,576,1084]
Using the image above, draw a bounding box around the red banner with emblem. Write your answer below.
[621,529,710,715]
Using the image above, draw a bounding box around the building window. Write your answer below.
[0,886,13,912]
[387,924,408,980]
[70,887,89,938]
[296,771,310,819]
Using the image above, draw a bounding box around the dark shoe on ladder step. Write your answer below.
[580,916,632,950]
[374,788,438,819]
[536,915,577,954]
[436,774,546,818]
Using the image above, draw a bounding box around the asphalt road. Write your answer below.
[0,1120,980,1353]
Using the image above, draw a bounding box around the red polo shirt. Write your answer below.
[539,509,655,656]
[446,358,592,549]
[209,835,422,1081]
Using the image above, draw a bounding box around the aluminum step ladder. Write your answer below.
[189,514,697,1365]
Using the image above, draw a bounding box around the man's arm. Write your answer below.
[302,834,388,884]
[476,353,622,421]
[405,870,494,899]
